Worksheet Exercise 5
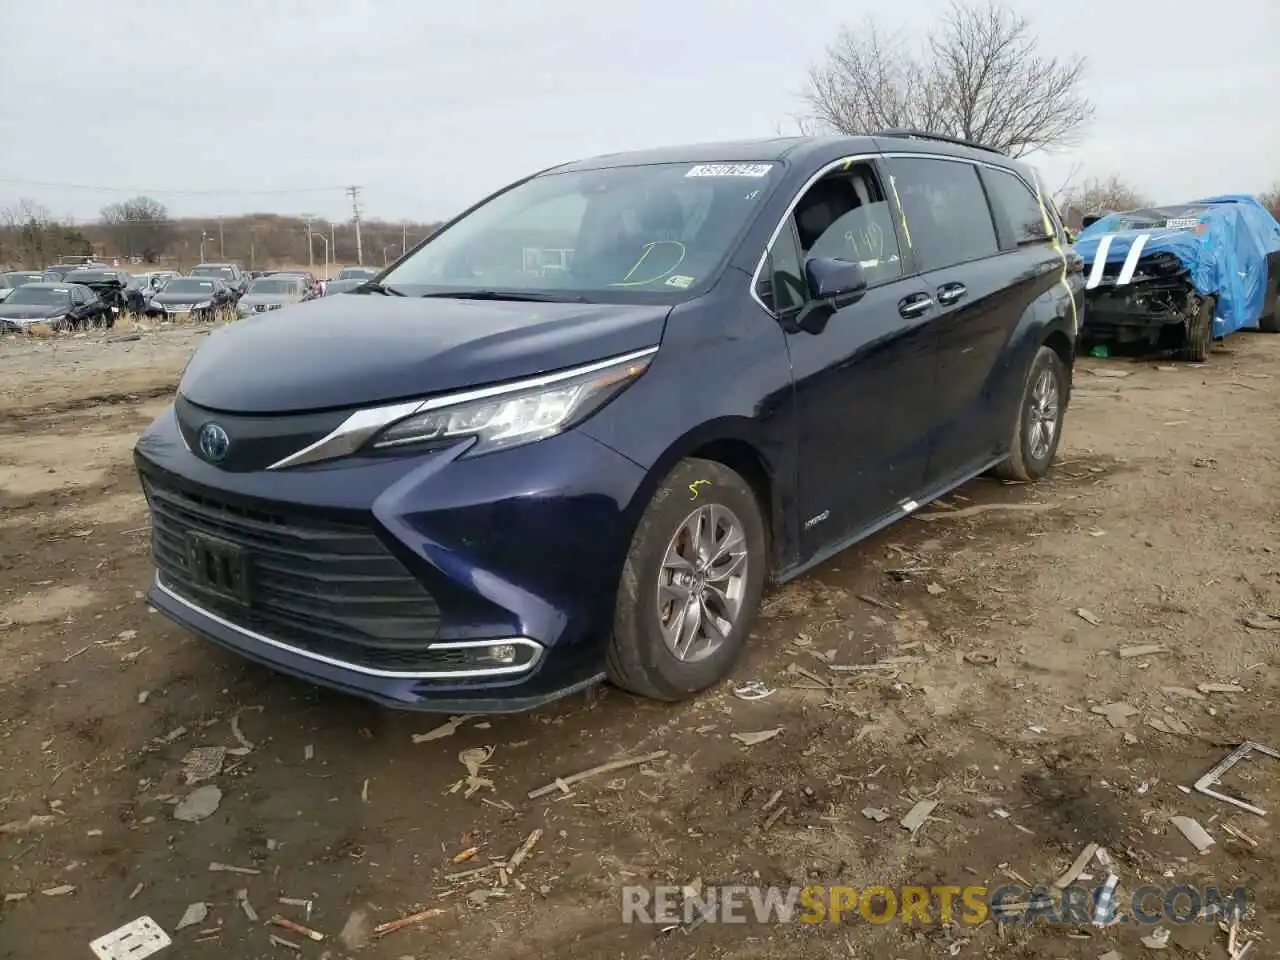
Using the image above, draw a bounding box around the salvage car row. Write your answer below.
[0,263,381,333]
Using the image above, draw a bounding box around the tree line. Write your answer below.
[0,198,441,271]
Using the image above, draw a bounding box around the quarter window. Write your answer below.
[985,169,1055,246]
[891,158,998,271]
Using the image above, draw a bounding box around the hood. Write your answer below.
[0,303,65,320]
[179,294,670,414]
[153,291,215,305]
[1074,225,1204,264]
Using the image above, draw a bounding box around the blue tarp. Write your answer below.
[1075,194,1280,336]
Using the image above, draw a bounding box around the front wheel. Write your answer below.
[1178,295,1214,362]
[993,345,1067,482]
[606,458,767,701]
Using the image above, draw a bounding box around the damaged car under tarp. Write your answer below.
[1074,195,1280,361]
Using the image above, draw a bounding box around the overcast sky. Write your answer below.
[1,0,1275,224]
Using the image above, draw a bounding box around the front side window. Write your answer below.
[381,161,781,301]
[755,160,905,313]
[891,157,998,271]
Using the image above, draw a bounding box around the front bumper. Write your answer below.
[134,404,646,711]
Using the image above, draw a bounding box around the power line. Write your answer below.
[0,176,351,197]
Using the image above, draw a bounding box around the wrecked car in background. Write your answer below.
[1074,195,1280,361]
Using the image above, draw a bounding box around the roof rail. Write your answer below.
[872,128,1005,156]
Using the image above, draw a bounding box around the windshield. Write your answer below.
[66,271,117,284]
[1101,204,1211,233]
[164,278,217,294]
[324,280,361,295]
[6,286,71,306]
[191,266,235,280]
[5,273,41,286]
[339,267,375,279]
[248,278,301,295]
[43,266,75,279]
[381,161,780,300]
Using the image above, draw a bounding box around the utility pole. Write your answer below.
[402,220,407,255]
[302,214,315,270]
[346,186,363,265]
[218,217,225,259]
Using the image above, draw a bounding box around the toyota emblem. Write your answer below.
[198,422,230,463]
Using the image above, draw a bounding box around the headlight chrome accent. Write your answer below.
[266,346,658,470]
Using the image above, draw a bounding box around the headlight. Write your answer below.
[370,352,653,456]
[267,348,657,470]
[192,300,213,309]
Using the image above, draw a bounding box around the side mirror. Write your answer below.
[804,257,867,303]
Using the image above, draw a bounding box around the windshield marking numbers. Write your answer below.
[685,163,773,178]
[1085,234,1113,290]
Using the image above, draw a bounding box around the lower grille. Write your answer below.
[144,477,443,670]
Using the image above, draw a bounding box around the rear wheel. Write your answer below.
[606,458,767,701]
[1178,295,1214,362]
[994,345,1067,482]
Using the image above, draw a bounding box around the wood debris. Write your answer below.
[270,915,324,942]
[373,907,446,937]
[208,862,260,875]
[1053,843,1098,889]
[1197,682,1245,694]
[1170,815,1214,854]
[1117,643,1169,659]
[507,829,542,872]
[411,715,475,744]
[528,751,668,799]
[731,728,783,746]
[900,799,938,836]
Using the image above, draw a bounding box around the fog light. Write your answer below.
[483,643,519,665]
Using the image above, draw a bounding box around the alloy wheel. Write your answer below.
[655,503,750,662]
[1027,367,1059,462]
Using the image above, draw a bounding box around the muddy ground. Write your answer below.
[1,327,1278,959]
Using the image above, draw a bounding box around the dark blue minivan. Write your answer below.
[135,132,1084,712]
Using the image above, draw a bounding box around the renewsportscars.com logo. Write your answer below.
[621,883,1249,926]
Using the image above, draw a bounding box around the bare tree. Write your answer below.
[0,199,57,267]
[100,195,175,262]
[1060,175,1149,218]
[804,1,1093,158]
[1259,184,1280,220]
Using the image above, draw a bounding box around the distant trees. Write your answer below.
[1260,184,1280,220]
[0,200,91,267]
[0,203,440,271]
[1060,175,1150,220]
[100,196,175,263]
[803,1,1093,157]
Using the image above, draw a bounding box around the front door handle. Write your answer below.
[898,293,934,318]
[937,282,967,306]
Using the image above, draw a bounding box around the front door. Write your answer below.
[755,158,941,560]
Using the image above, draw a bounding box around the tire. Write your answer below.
[1178,296,1214,362]
[606,457,767,701]
[993,345,1068,482]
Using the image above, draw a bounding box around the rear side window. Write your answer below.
[984,169,1055,246]
[891,158,998,271]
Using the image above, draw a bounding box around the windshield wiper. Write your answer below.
[419,290,589,303]
[353,280,405,296]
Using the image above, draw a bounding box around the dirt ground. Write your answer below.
[2,326,1278,959]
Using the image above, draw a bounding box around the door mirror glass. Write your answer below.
[804,257,867,302]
